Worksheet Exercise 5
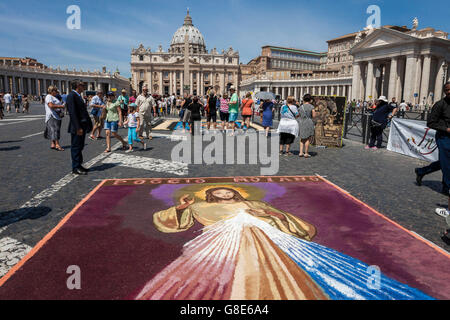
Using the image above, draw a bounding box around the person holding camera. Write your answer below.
[365,96,397,150]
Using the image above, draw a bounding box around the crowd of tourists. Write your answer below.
[2,79,449,243]
[0,92,31,118]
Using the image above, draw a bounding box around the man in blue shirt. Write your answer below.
[365,96,397,150]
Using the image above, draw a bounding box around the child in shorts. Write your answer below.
[124,104,146,152]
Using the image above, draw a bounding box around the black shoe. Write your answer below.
[79,166,89,173]
[72,168,87,175]
[415,168,424,186]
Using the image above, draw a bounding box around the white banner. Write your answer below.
[387,118,439,162]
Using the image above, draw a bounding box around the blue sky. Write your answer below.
[1,0,448,78]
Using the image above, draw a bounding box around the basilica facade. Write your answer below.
[130,10,240,96]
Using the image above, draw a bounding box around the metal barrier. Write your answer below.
[344,106,431,145]
[396,110,429,121]
[343,106,389,145]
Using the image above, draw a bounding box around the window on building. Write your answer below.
[139,55,144,61]
[228,57,233,64]
[140,71,144,79]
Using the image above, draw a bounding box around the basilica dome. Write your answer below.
[170,10,206,54]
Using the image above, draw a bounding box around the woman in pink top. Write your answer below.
[129,89,137,104]
[219,94,230,131]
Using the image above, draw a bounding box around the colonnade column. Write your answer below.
[420,54,432,105]
[365,61,374,100]
[413,56,423,104]
[388,57,398,100]
[403,54,418,104]
[434,58,446,101]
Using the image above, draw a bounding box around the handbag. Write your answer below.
[287,105,297,118]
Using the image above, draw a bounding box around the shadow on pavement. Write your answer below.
[88,163,117,172]
[422,181,446,195]
[0,206,51,228]
[0,140,23,144]
[0,146,21,151]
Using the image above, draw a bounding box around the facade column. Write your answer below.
[331,85,335,96]
[359,64,365,101]
[180,71,184,94]
[169,71,173,96]
[396,57,405,101]
[200,71,205,96]
[413,55,423,104]
[434,58,446,101]
[196,71,200,95]
[173,71,176,94]
[35,78,39,95]
[159,72,163,95]
[420,54,432,105]
[365,61,374,101]
[221,72,225,95]
[294,87,298,100]
[173,71,176,95]
[148,70,153,92]
[388,57,398,100]
[190,72,194,95]
[403,54,418,104]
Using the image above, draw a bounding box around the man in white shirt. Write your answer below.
[399,100,408,117]
[3,92,12,113]
[136,85,156,140]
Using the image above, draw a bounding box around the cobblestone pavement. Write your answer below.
[0,103,448,277]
